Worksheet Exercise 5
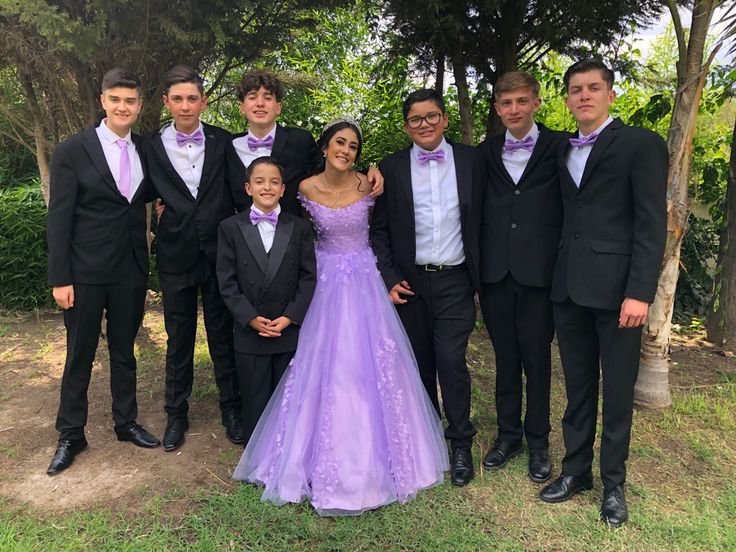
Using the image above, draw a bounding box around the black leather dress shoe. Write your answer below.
[528,448,552,483]
[222,411,245,445]
[47,437,88,476]
[163,417,189,452]
[539,474,593,503]
[600,485,628,526]
[482,440,523,470]
[115,423,161,448]
[450,445,474,486]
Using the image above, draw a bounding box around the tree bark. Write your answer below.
[435,52,445,94]
[451,56,473,145]
[635,0,719,408]
[706,117,736,349]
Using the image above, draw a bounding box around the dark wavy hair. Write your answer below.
[246,156,285,182]
[316,121,363,173]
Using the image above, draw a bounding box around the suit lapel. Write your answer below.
[129,133,147,202]
[151,128,195,201]
[490,134,515,187]
[398,149,415,224]
[262,217,294,293]
[579,118,621,189]
[237,216,269,274]
[518,126,551,184]
[270,125,287,162]
[451,143,472,215]
[197,124,217,199]
[82,127,120,197]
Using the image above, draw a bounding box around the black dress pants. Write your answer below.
[160,252,238,420]
[396,265,477,445]
[479,275,553,449]
[554,299,643,492]
[55,265,147,440]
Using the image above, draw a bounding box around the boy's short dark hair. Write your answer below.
[402,89,446,120]
[563,59,615,90]
[163,65,205,95]
[101,68,142,95]
[494,71,540,100]
[236,70,283,102]
[246,156,285,183]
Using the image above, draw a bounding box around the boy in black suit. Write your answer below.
[229,70,383,215]
[145,65,246,452]
[539,59,667,527]
[216,157,317,445]
[46,68,160,476]
[477,72,565,483]
[370,89,486,487]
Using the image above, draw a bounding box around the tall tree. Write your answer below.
[0,0,334,203]
[635,0,723,408]
[706,2,736,349]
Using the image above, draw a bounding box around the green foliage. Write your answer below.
[0,182,53,311]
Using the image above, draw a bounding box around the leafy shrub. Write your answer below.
[0,182,54,310]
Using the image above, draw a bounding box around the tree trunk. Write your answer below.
[706,118,736,349]
[635,0,719,408]
[435,52,445,93]
[451,56,473,145]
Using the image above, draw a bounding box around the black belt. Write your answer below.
[416,263,465,272]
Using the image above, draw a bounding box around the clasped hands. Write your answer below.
[249,315,292,338]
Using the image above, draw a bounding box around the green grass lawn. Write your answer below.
[1,316,734,551]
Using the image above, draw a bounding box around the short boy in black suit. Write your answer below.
[216,157,317,444]
[46,68,160,476]
[539,59,667,527]
[145,65,246,452]
[228,70,383,215]
[477,71,565,483]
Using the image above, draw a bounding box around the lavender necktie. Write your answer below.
[417,149,446,166]
[504,136,535,153]
[250,210,278,226]
[247,135,274,151]
[569,132,599,148]
[115,139,131,200]
[176,129,204,147]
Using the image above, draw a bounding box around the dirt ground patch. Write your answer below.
[0,306,734,514]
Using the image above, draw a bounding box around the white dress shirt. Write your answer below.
[566,115,614,187]
[233,124,277,168]
[502,123,539,185]
[95,120,144,202]
[410,138,464,266]
[161,122,205,198]
[251,204,280,253]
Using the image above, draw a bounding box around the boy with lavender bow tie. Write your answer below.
[216,157,316,445]
[46,68,160,476]
[476,72,566,484]
[539,59,667,527]
[144,65,248,452]
[229,70,383,215]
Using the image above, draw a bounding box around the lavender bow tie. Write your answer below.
[504,136,535,153]
[569,132,599,148]
[250,210,278,226]
[247,135,274,151]
[417,149,446,166]
[176,129,204,147]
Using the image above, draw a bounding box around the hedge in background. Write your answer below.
[0,183,54,310]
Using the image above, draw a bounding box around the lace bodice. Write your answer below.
[299,194,375,255]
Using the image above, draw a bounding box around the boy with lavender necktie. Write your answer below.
[46,68,160,476]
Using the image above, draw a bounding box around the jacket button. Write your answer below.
[576,201,583,208]
[514,189,520,195]
[242,261,248,266]
[291,260,295,265]
[256,300,262,305]
[287,280,293,285]
[573,233,579,240]
[510,223,517,229]
[248,282,254,287]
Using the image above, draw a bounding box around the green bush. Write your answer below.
[0,182,54,310]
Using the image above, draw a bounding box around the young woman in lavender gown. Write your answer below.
[232,118,449,516]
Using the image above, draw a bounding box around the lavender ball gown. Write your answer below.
[233,193,449,516]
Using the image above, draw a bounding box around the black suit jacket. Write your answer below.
[47,126,149,286]
[144,122,246,273]
[478,123,565,287]
[371,141,486,293]
[551,118,668,309]
[216,211,317,354]
[228,124,320,216]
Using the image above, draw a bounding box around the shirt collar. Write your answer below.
[99,119,132,144]
[247,124,277,141]
[505,122,539,144]
[412,136,448,160]
[250,203,281,216]
[169,121,204,138]
[579,115,613,139]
